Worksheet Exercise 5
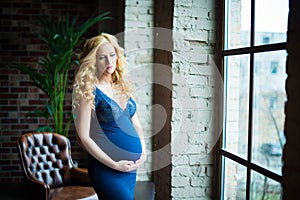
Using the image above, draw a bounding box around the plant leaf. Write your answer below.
[35,126,53,133]
[8,12,110,136]
[7,63,52,98]
[26,108,49,119]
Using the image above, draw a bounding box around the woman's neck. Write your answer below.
[98,74,113,86]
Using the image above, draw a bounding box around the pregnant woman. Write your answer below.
[72,33,147,200]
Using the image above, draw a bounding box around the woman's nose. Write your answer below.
[106,56,114,65]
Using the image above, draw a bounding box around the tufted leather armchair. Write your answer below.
[16,132,98,200]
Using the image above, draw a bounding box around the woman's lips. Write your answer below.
[107,66,113,70]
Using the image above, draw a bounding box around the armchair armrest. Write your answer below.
[70,167,92,186]
[25,176,50,200]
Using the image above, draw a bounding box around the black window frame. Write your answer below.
[216,0,287,199]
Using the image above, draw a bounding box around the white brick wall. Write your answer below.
[123,0,219,197]
[170,0,219,199]
[124,0,154,181]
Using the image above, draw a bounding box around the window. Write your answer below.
[219,0,288,199]
[269,96,278,110]
[263,36,270,44]
[271,61,279,74]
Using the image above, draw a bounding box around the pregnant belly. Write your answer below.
[97,119,142,162]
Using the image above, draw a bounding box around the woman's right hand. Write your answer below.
[113,160,138,172]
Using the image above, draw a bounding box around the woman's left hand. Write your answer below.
[135,151,147,167]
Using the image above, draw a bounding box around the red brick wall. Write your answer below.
[0,0,123,183]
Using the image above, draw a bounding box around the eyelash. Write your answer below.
[99,54,116,60]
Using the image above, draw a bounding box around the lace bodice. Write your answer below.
[94,87,136,123]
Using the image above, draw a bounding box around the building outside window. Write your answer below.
[262,36,270,44]
[271,61,279,74]
[219,0,288,199]
[269,96,278,110]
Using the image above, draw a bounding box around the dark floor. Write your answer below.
[0,181,155,200]
[0,183,26,200]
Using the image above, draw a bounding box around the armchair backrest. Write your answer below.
[17,132,74,188]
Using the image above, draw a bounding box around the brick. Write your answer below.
[125,0,139,6]
[171,176,190,187]
[171,132,189,155]
[171,186,206,198]
[1,44,19,50]
[29,51,47,57]
[0,99,8,105]
[192,0,214,9]
[172,165,192,177]
[175,0,192,7]
[11,124,29,129]
[28,100,43,105]
[189,154,214,165]
[172,86,190,97]
[32,4,41,9]
[126,13,138,20]
[172,154,189,166]
[176,97,209,110]
[1,106,18,111]
[1,119,18,124]
[190,87,212,98]
[10,87,28,93]
[174,6,192,17]
[125,20,146,28]
[190,176,212,187]
[185,143,210,155]
[138,14,153,21]
[0,87,9,93]
[10,50,28,57]
[190,165,206,177]
[187,30,209,43]
[20,118,38,123]
[191,7,209,19]
[11,26,30,32]
[174,17,192,30]
[2,165,19,171]
[11,13,30,21]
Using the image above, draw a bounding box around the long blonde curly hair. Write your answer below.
[72,33,131,109]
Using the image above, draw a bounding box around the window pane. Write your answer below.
[254,0,288,45]
[222,157,247,199]
[250,171,282,199]
[225,0,251,49]
[252,50,287,175]
[224,55,250,158]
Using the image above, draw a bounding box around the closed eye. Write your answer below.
[98,55,106,60]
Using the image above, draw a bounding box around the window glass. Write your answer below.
[225,0,289,49]
[252,50,287,175]
[221,0,288,199]
[224,54,250,158]
[223,157,247,199]
[250,171,282,199]
[225,0,251,49]
[254,0,288,45]
[270,61,279,74]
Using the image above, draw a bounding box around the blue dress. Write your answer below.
[87,87,142,200]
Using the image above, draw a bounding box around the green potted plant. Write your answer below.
[8,12,110,137]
